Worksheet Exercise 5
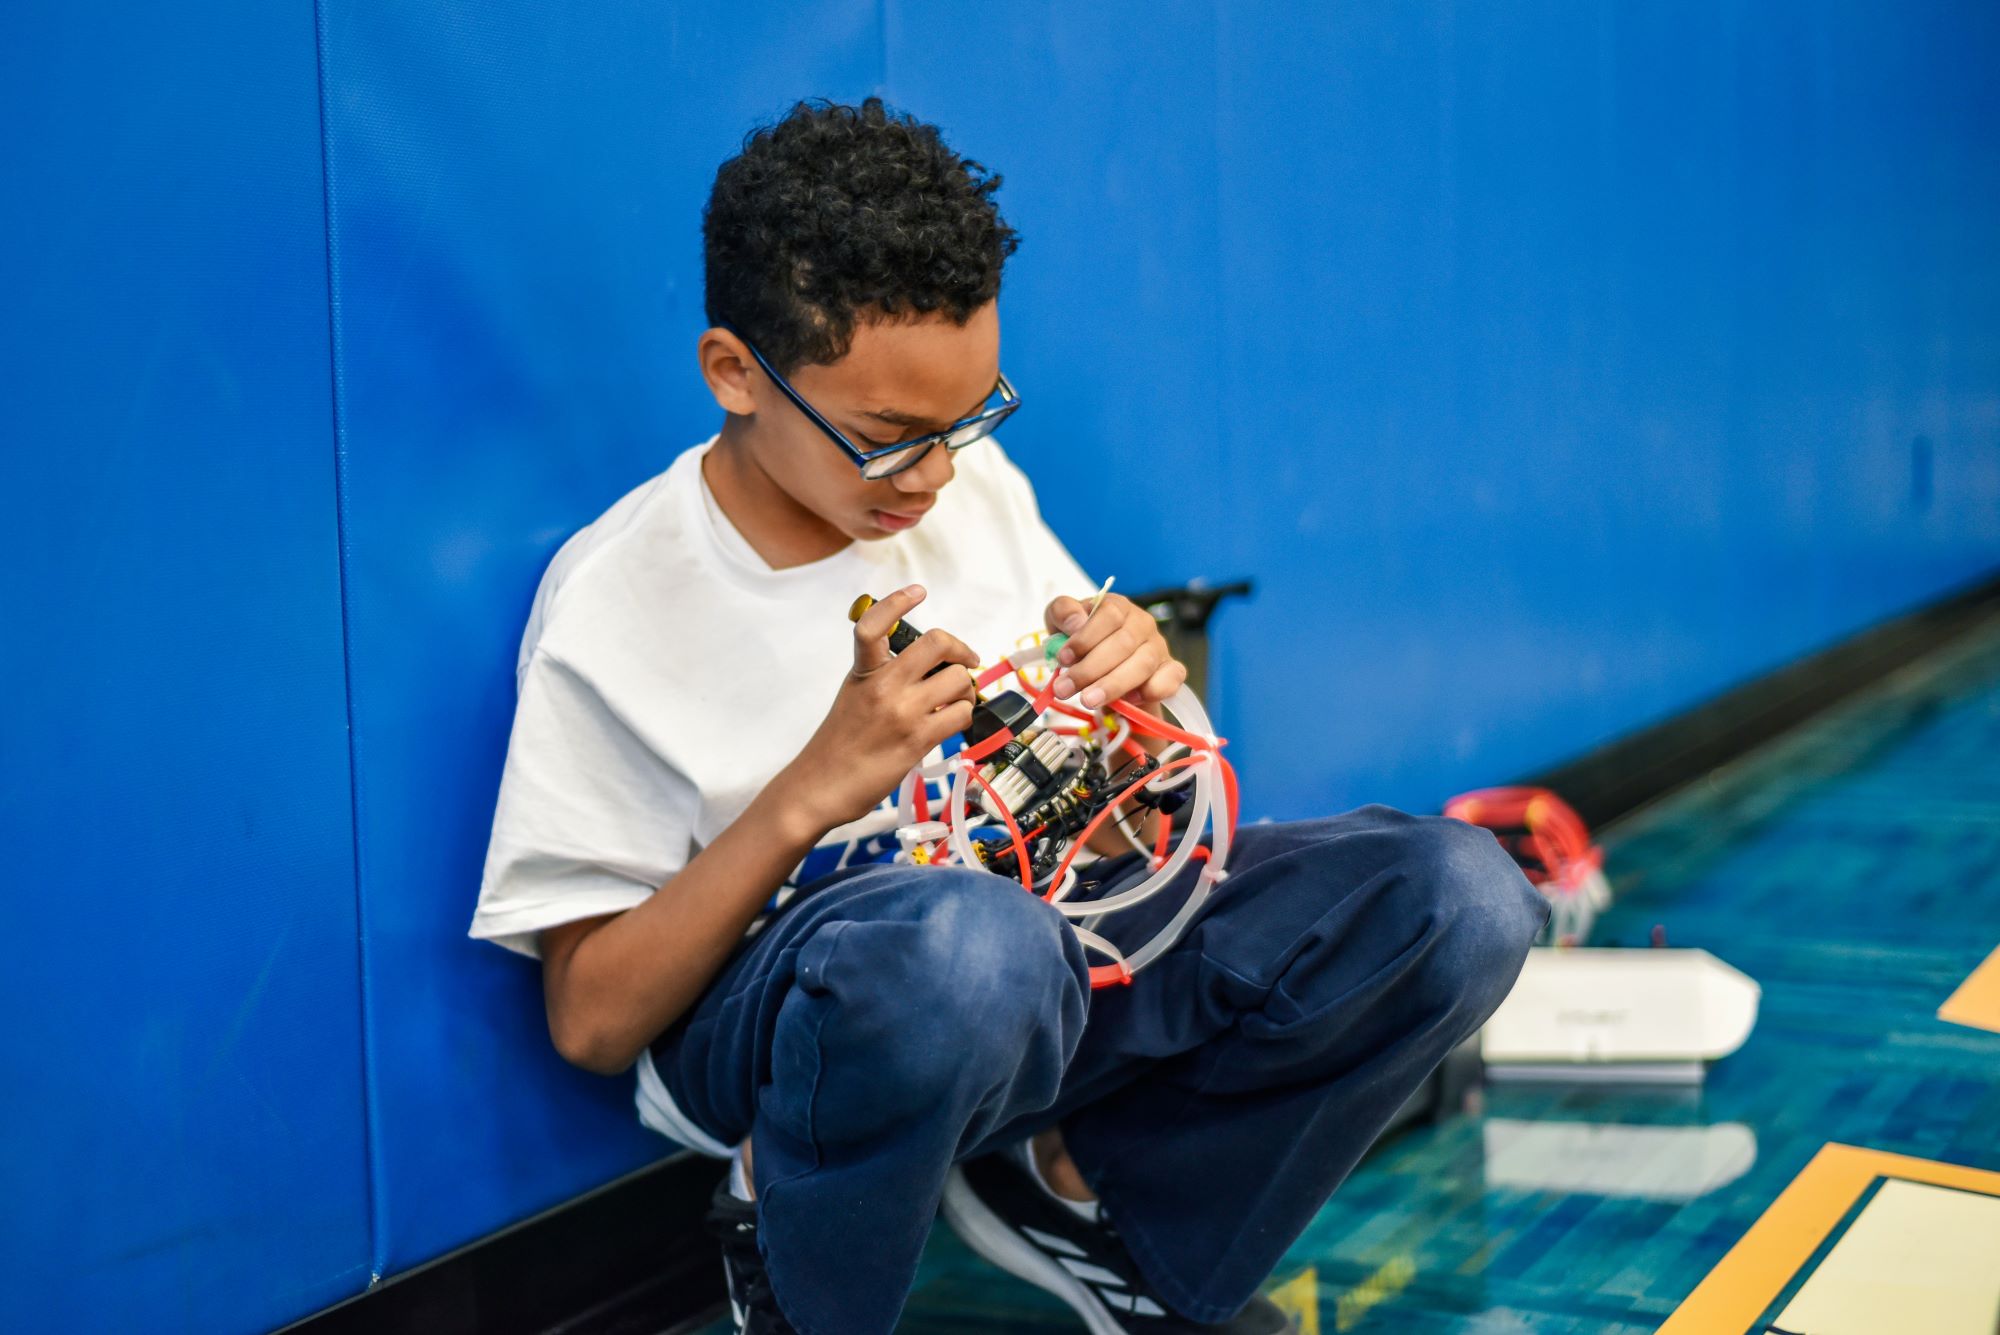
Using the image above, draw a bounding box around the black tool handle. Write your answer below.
[848,593,947,675]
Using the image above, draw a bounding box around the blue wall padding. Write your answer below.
[314,0,887,1279]
[4,2,1998,1328]
[887,2,2000,813]
[0,4,372,1333]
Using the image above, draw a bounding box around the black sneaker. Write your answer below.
[703,1177,796,1334]
[940,1151,1298,1334]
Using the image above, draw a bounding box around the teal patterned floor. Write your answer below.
[709,615,2000,1333]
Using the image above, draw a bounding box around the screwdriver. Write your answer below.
[849,592,964,678]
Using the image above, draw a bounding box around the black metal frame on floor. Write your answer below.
[282,565,2000,1335]
[1524,567,2000,830]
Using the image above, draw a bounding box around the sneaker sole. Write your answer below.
[939,1165,1127,1335]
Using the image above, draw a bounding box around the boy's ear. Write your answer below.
[697,327,759,416]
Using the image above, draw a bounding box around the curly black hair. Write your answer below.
[703,97,1020,373]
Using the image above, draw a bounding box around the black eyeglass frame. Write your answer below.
[726,326,1021,479]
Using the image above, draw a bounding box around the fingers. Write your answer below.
[1053,592,1129,665]
[1134,657,1189,705]
[1055,618,1137,693]
[919,697,977,749]
[1045,594,1089,637]
[916,650,981,712]
[1067,629,1162,708]
[1051,595,1179,709]
[895,627,980,681]
[852,584,927,674]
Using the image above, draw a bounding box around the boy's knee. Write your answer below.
[817,871,1084,1115]
[1400,816,1548,1016]
[903,872,1082,1045]
[902,868,1074,978]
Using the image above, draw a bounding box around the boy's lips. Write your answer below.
[870,506,930,532]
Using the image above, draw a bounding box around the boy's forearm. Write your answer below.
[546,768,830,1074]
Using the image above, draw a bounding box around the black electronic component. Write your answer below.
[966,690,1035,750]
[1018,777,1106,841]
[1127,770,1194,818]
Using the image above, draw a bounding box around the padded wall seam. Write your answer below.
[311,0,386,1287]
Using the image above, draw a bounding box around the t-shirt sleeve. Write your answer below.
[470,647,697,959]
[985,443,1094,613]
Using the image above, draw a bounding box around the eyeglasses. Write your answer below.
[728,327,1021,479]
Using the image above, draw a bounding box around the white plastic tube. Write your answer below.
[918,668,1230,983]
[1049,760,1210,917]
[1068,924,1128,974]
[1047,684,1218,917]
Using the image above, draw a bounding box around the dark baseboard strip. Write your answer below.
[281,1152,724,1335]
[1524,567,2000,830]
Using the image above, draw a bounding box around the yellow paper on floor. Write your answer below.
[1939,944,2000,1034]
[1773,1179,2000,1335]
[1264,1266,1320,1335]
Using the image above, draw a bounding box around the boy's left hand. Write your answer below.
[1044,592,1187,709]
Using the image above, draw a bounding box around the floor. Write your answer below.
[702,613,2000,1334]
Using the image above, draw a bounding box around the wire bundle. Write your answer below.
[893,641,1239,988]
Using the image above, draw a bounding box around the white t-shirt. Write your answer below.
[469,434,1091,1152]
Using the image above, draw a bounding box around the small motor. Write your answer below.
[965,690,1078,821]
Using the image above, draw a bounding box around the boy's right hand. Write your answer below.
[782,584,979,832]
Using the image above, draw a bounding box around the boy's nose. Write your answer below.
[896,443,956,493]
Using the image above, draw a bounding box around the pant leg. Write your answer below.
[974,805,1549,1322]
[650,862,1089,1335]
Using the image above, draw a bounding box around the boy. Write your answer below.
[472,98,1547,1335]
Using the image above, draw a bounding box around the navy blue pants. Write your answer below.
[651,806,1548,1334]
